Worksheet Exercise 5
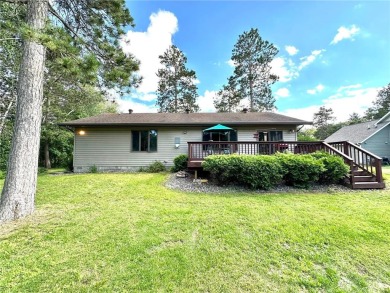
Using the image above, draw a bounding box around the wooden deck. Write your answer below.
[187,141,385,189]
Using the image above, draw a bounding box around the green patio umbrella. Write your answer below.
[203,124,233,132]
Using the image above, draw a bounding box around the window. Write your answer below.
[258,130,283,141]
[270,131,283,141]
[202,130,237,142]
[132,130,158,152]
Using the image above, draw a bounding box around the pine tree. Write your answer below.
[230,28,279,112]
[313,106,338,140]
[313,106,335,127]
[156,45,199,113]
[214,77,241,112]
[346,112,366,125]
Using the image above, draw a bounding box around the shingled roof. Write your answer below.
[325,119,389,144]
[59,112,312,127]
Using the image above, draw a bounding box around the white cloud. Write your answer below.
[285,45,299,56]
[279,105,319,123]
[280,85,379,122]
[272,50,324,83]
[336,84,362,92]
[117,98,158,113]
[330,25,360,45]
[226,59,235,67]
[197,90,217,112]
[307,84,325,95]
[271,57,297,82]
[298,49,325,70]
[354,3,363,9]
[275,87,290,98]
[120,11,178,94]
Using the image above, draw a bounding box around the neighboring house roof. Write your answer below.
[59,112,312,127]
[325,119,389,144]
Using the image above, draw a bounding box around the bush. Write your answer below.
[65,156,73,172]
[171,154,188,172]
[145,161,166,173]
[89,165,98,173]
[275,153,324,188]
[310,151,349,184]
[202,155,284,190]
[0,170,4,180]
[38,167,48,175]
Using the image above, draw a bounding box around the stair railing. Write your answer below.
[328,141,384,184]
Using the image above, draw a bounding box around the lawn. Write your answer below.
[0,173,389,292]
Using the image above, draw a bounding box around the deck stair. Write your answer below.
[328,141,385,189]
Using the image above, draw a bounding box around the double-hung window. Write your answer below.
[132,130,158,152]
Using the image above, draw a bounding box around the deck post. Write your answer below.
[343,141,349,156]
[375,158,383,183]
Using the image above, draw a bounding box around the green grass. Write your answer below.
[382,165,390,181]
[1,173,390,292]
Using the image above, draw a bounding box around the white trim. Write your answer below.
[374,111,390,126]
[361,121,390,143]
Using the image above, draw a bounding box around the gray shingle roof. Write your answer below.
[325,119,386,144]
[59,112,312,127]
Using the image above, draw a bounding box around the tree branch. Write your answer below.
[48,3,80,39]
[0,38,21,42]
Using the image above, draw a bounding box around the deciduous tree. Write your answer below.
[0,0,140,223]
[156,45,199,113]
[365,83,390,120]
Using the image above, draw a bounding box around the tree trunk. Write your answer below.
[0,0,48,223]
[43,96,51,169]
[44,139,51,169]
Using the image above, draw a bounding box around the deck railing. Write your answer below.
[187,141,353,166]
[328,141,384,184]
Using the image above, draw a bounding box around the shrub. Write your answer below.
[65,156,73,172]
[146,161,166,173]
[202,155,284,190]
[89,165,98,173]
[171,154,188,172]
[0,170,4,179]
[310,151,349,184]
[275,153,324,188]
[38,167,48,175]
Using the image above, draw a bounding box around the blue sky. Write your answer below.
[118,1,390,122]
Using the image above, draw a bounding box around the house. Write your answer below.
[325,111,390,159]
[59,111,311,172]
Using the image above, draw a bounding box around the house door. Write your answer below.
[257,130,283,154]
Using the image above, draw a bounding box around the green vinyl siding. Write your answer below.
[362,125,390,158]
